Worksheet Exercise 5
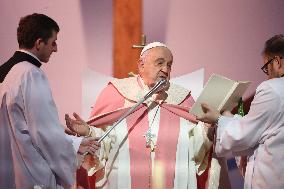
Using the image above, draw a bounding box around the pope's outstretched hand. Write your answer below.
[65,112,90,136]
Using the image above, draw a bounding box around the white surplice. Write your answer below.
[215,77,284,189]
[0,61,77,189]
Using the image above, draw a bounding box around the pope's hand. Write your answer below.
[78,137,101,155]
[65,112,89,136]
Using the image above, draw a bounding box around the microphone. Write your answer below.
[96,78,168,143]
[143,78,167,100]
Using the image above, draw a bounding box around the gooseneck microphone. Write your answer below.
[97,78,167,143]
[143,78,167,100]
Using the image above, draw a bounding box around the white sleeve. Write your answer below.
[215,82,279,157]
[65,134,83,153]
[21,68,76,188]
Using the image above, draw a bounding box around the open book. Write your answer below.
[190,74,251,117]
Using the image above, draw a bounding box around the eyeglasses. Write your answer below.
[261,56,283,75]
[261,57,275,75]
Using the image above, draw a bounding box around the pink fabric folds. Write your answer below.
[80,83,200,188]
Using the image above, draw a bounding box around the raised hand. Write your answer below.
[65,112,90,136]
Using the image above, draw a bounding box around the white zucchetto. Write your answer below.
[140,42,168,57]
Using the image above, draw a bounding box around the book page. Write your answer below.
[190,74,237,117]
[222,81,251,111]
[218,82,238,110]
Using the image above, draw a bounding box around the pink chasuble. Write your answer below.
[77,80,212,189]
[125,104,181,189]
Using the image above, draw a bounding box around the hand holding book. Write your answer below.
[190,74,251,118]
[196,103,221,124]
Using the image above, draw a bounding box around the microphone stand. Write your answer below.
[97,79,167,143]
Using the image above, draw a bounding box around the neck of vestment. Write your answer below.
[0,51,41,83]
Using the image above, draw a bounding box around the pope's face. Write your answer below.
[138,47,173,88]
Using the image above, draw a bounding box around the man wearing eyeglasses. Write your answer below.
[261,51,284,79]
[197,34,284,189]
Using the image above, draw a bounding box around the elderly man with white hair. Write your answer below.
[66,42,229,189]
